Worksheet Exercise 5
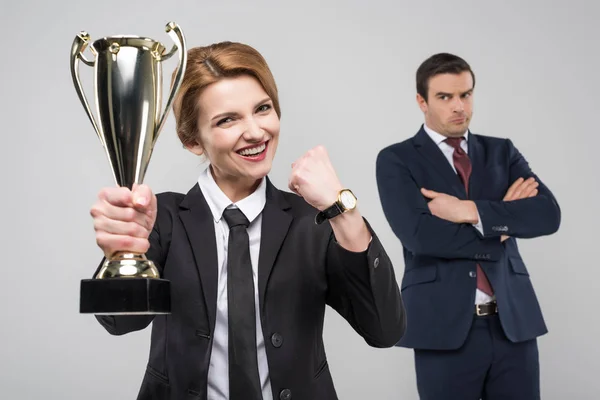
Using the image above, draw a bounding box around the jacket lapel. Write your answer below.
[413,126,466,199]
[178,184,219,332]
[467,132,485,200]
[257,179,293,314]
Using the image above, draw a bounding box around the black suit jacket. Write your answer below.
[95,178,405,400]
[375,126,560,350]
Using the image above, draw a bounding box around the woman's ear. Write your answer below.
[185,137,204,156]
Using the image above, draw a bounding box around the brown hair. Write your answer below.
[171,41,281,148]
[416,53,475,102]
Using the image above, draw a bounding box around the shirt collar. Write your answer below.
[197,165,267,224]
[423,123,469,146]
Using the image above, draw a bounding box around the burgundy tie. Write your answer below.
[445,137,494,297]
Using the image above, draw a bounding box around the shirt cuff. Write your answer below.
[472,209,484,235]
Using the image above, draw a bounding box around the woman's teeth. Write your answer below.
[238,143,266,156]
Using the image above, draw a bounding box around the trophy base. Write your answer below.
[80,278,171,315]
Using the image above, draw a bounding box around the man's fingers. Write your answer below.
[522,182,539,198]
[504,177,538,201]
[513,177,537,200]
[503,177,524,201]
[421,188,439,199]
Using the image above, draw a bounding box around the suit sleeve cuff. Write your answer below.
[330,220,383,281]
[473,200,508,238]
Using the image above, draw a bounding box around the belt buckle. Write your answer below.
[476,302,497,316]
[476,304,486,316]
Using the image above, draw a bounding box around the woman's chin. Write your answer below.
[231,167,269,187]
[239,156,272,178]
[249,164,272,180]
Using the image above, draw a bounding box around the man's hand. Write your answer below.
[421,188,478,224]
[503,177,538,202]
[500,177,539,241]
[421,177,540,235]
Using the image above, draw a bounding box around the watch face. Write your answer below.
[339,190,357,209]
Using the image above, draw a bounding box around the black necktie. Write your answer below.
[222,208,262,400]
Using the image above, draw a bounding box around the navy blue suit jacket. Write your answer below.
[375,126,561,350]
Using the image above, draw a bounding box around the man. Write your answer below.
[375,53,561,399]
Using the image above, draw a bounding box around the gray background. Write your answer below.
[1,0,598,398]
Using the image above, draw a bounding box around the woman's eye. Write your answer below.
[257,104,271,113]
[217,117,233,126]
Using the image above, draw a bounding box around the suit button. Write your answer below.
[271,333,283,348]
[469,271,476,278]
[374,257,380,268]
[280,389,292,400]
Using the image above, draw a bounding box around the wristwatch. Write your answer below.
[315,189,357,224]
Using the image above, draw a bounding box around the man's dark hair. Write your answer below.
[416,53,475,102]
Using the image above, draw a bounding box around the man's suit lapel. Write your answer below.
[413,126,466,199]
[178,184,219,332]
[258,179,293,314]
[467,132,485,200]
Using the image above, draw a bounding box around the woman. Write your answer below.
[90,41,405,400]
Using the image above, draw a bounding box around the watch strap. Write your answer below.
[315,202,343,224]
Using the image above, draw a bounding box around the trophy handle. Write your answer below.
[70,31,104,147]
[155,22,187,146]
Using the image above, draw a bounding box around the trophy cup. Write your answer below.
[70,22,187,315]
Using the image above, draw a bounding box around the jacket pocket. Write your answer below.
[311,359,337,398]
[401,265,437,290]
[146,365,169,384]
[137,365,170,400]
[195,329,211,340]
[509,257,530,276]
[187,389,203,399]
[314,359,329,380]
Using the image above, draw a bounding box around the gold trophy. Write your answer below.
[70,22,187,315]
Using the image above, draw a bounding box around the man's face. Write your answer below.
[417,71,474,137]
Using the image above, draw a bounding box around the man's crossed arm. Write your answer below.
[421,177,539,242]
[376,139,560,261]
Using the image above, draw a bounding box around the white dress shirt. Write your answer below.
[197,166,273,400]
[423,124,495,305]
